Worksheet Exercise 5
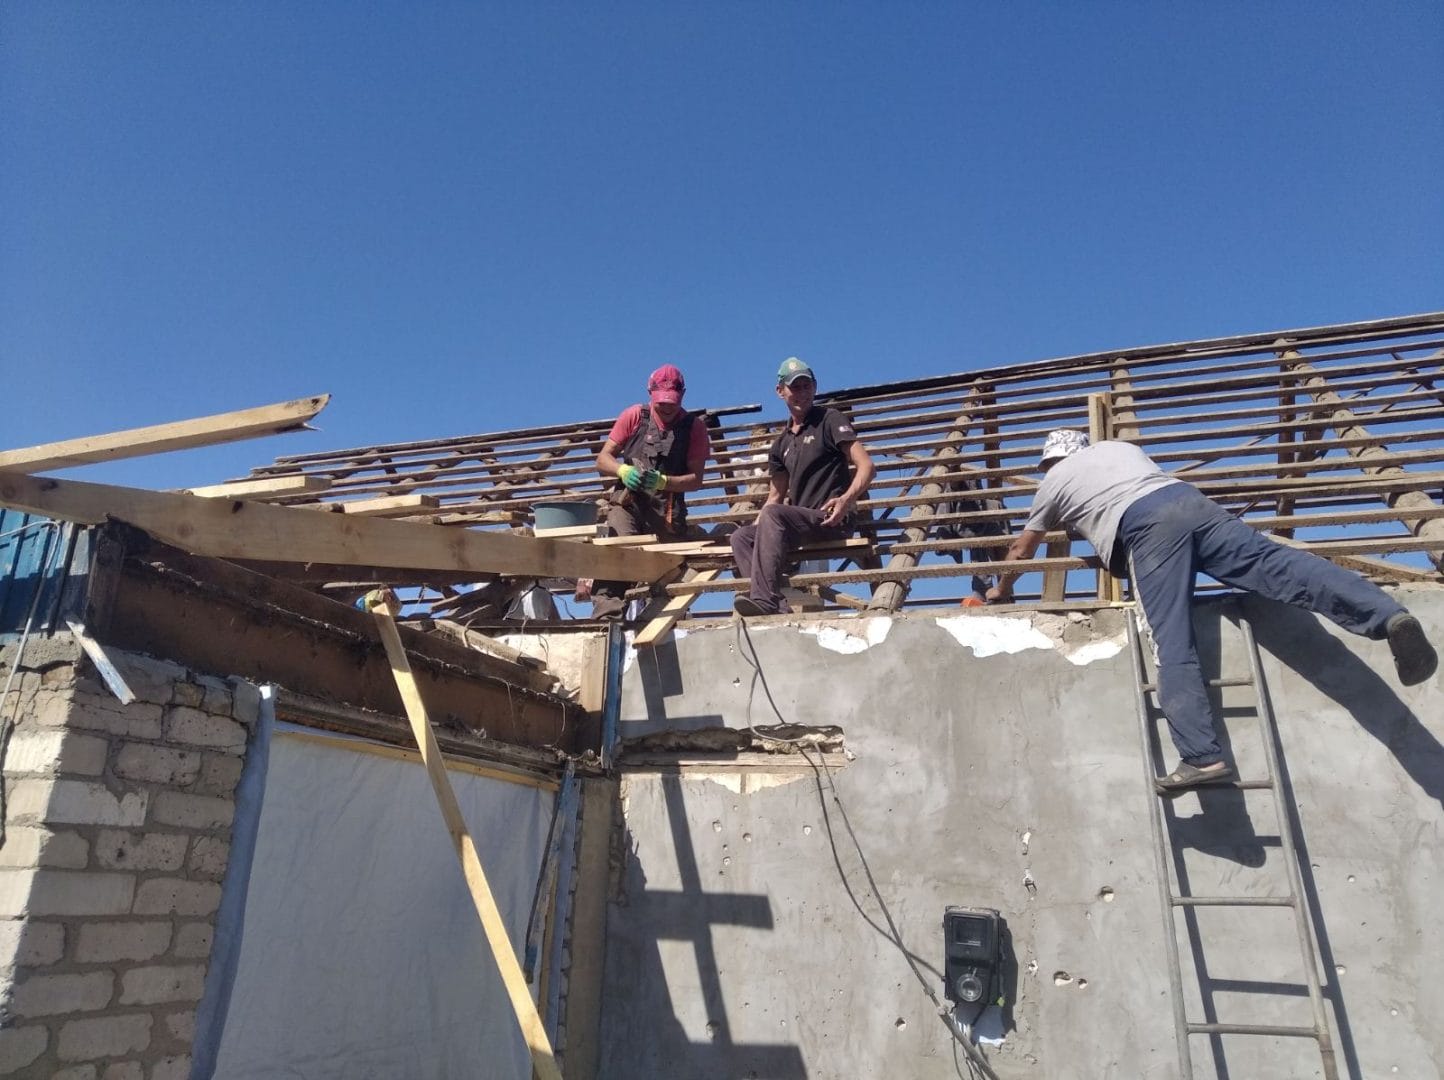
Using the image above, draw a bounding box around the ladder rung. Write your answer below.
[1187,1023,1321,1038]
[1155,778,1273,795]
[1140,675,1253,692]
[1172,895,1295,907]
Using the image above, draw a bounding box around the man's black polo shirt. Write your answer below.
[768,406,858,510]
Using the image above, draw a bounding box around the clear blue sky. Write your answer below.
[3,2,1440,490]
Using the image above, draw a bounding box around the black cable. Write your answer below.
[733,615,1002,1080]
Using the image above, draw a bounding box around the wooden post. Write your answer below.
[1088,393,1122,601]
[365,591,564,1080]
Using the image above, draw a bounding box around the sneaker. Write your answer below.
[1154,761,1235,796]
[1386,612,1438,686]
[733,596,778,617]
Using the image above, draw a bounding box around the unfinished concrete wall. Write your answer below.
[600,589,1444,1079]
[0,638,256,1079]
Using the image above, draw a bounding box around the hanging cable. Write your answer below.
[732,614,1002,1080]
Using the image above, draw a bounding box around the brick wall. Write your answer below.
[1,640,259,1078]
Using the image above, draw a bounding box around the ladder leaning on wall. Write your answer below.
[1126,610,1340,1080]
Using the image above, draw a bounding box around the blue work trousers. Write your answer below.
[1119,484,1404,766]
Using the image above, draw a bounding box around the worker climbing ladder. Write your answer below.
[1126,608,1340,1080]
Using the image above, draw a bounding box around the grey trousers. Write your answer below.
[1120,484,1404,765]
[729,504,847,614]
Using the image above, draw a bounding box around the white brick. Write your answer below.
[93,831,187,872]
[170,682,205,708]
[196,675,232,714]
[57,1013,151,1061]
[151,792,233,831]
[132,879,220,917]
[6,779,147,828]
[75,921,172,963]
[0,825,90,869]
[65,694,164,740]
[0,918,64,967]
[3,729,108,777]
[7,970,114,1017]
[112,653,188,706]
[229,679,261,726]
[0,1025,48,1073]
[53,1066,99,1080]
[117,963,206,1006]
[0,869,135,918]
[113,743,202,787]
[41,664,78,690]
[102,1064,143,1080]
[27,689,73,727]
[187,836,230,880]
[163,1010,195,1042]
[193,753,243,796]
[149,1056,191,1080]
[172,923,212,960]
[164,707,246,753]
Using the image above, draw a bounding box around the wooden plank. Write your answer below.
[365,593,563,1080]
[0,473,684,584]
[0,394,330,474]
[339,493,442,516]
[183,476,331,499]
[633,568,723,647]
[534,523,602,540]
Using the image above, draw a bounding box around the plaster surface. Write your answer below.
[600,591,1444,1079]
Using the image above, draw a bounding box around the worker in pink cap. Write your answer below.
[587,364,711,618]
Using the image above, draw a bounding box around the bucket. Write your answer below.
[533,500,599,531]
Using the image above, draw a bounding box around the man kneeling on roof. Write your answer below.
[986,429,1439,793]
[588,363,710,620]
[730,358,876,617]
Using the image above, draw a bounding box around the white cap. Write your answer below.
[1039,429,1090,466]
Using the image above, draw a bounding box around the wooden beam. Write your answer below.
[0,395,330,474]
[366,593,563,1080]
[339,493,442,517]
[0,473,684,584]
[182,476,331,499]
[633,568,723,647]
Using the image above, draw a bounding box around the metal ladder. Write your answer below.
[1126,609,1339,1080]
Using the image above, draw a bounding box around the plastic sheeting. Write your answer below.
[206,729,553,1080]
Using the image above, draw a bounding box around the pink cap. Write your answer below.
[648,364,686,405]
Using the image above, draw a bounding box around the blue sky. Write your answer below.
[2,2,1440,490]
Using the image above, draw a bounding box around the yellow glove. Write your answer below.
[618,464,644,492]
[640,469,667,493]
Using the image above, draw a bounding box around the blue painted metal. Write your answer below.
[0,510,85,641]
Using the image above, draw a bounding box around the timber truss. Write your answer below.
[229,312,1444,632]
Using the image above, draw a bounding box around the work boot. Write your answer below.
[1386,612,1438,686]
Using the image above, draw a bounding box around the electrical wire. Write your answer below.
[733,613,1003,1080]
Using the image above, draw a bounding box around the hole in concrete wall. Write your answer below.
[1053,971,1072,986]
[894,1017,907,1030]
[1098,886,1115,902]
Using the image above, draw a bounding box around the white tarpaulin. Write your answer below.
[207,729,553,1079]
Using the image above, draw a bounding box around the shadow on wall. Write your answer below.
[600,774,809,1079]
[1244,599,1444,809]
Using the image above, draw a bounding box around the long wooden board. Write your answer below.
[0,473,683,583]
[367,595,563,1080]
[0,394,330,473]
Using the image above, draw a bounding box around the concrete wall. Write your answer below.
[1,638,257,1079]
[600,589,1444,1079]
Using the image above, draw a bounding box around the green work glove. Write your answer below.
[640,469,667,493]
[618,464,644,492]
